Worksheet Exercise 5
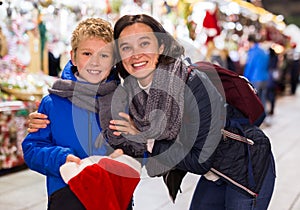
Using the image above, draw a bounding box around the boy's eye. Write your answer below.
[82,52,92,56]
[100,53,109,58]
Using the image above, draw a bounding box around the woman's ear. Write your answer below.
[159,44,164,54]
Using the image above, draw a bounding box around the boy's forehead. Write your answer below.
[80,36,113,44]
[77,38,113,51]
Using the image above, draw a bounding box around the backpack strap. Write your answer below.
[220,126,256,192]
[210,168,258,198]
[183,57,192,66]
[224,118,257,190]
[221,129,254,145]
[184,57,193,81]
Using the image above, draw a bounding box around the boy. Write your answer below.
[22,18,140,210]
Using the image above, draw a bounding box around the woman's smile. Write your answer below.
[132,61,147,68]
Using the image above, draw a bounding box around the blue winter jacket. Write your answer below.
[22,60,115,196]
[244,44,269,82]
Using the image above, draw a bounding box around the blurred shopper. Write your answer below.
[280,43,300,95]
[288,43,300,95]
[244,35,269,110]
[0,26,8,58]
[265,47,280,125]
[47,39,62,77]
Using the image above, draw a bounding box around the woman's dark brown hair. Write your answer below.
[114,14,185,78]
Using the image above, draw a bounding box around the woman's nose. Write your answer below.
[131,47,143,59]
[131,53,142,59]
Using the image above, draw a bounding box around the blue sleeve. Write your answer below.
[244,51,254,80]
[22,96,74,177]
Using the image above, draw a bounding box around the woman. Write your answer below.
[110,14,275,210]
[109,14,225,176]
[27,14,275,210]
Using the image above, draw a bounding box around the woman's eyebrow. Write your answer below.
[119,42,128,48]
[138,36,152,41]
[119,35,152,47]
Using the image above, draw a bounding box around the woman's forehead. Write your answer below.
[119,23,154,37]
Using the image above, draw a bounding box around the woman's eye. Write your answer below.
[140,41,150,48]
[121,46,131,52]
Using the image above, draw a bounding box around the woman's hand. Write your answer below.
[109,112,140,136]
[27,111,50,133]
[109,149,124,158]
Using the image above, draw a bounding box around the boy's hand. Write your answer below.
[27,111,50,133]
[66,154,81,164]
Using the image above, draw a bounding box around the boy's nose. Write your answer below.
[90,54,101,65]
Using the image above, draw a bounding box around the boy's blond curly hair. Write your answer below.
[71,18,113,52]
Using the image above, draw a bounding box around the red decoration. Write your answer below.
[203,8,221,44]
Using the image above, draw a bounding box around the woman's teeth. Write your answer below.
[133,61,146,67]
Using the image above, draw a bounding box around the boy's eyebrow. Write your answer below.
[77,47,92,51]
[77,46,112,51]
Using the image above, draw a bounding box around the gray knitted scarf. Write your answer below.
[48,79,118,132]
[119,58,189,142]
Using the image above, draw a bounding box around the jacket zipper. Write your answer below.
[88,111,92,156]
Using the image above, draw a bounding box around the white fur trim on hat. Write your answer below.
[113,154,142,174]
[60,155,142,184]
[60,156,104,184]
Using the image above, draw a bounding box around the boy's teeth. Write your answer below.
[89,70,100,74]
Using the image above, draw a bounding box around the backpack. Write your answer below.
[156,60,272,201]
[188,61,265,125]
[187,61,272,197]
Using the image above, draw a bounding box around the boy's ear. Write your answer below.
[70,50,77,66]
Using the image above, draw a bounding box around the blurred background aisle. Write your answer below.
[0,0,300,209]
[263,90,300,210]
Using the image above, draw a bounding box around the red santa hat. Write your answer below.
[60,155,141,210]
[203,8,221,44]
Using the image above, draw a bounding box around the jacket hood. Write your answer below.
[61,60,77,81]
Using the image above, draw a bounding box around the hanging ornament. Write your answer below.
[203,6,221,44]
[39,0,53,8]
[105,0,112,14]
